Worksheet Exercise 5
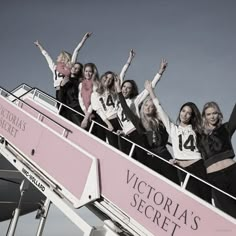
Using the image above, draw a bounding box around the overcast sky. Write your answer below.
[1,0,236,235]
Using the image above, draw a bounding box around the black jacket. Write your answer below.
[58,78,80,108]
[198,104,236,168]
[118,92,172,160]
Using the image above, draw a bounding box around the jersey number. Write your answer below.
[121,111,128,122]
[54,71,65,81]
[178,134,195,151]
[99,95,115,111]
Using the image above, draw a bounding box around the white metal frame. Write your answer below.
[1,84,236,235]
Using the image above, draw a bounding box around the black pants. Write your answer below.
[145,148,180,185]
[56,90,61,109]
[208,163,236,218]
[106,118,121,149]
[119,130,146,161]
[61,105,84,126]
[178,159,212,203]
[90,113,107,142]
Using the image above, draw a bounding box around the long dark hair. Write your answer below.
[121,80,139,99]
[73,62,83,81]
[177,102,202,134]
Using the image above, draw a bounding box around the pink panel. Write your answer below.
[24,98,236,235]
[21,101,65,135]
[0,97,92,204]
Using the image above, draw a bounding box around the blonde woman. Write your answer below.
[115,78,179,184]
[198,102,236,217]
[34,32,91,99]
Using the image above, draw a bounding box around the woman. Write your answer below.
[79,63,100,129]
[198,102,236,217]
[90,51,135,148]
[116,58,168,154]
[58,62,84,126]
[91,71,122,148]
[34,32,91,100]
[77,62,108,141]
[145,80,211,202]
[115,78,179,184]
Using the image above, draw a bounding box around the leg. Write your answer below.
[184,160,212,203]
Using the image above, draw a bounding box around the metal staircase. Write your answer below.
[0,84,235,236]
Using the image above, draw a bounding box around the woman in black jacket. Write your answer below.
[115,77,179,184]
[58,63,84,126]
[198,101,236,217]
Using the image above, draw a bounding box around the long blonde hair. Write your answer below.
[57,51,72,67]
[96,71,116,96]
[83,63,99,84]
[140,97,162,131]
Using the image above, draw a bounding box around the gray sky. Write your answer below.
[1,0,236,235]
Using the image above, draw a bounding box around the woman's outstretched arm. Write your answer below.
[34,40,55,72]
[71,32,92,63]
[135,58,168,107]
[119,49,135,83]
[144,80,172,134]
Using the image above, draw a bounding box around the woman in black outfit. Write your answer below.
[58,63,84,126]
[115,77,179,184]
[198,102,236,217]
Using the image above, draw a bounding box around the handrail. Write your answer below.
[10,83,32,94]
[0,87,72,134]
[4,84,236,204]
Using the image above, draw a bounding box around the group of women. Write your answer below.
[34,32,236,218]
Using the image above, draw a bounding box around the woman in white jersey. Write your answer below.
[90,51,135,148]
[145,80,211,203]
[34,32,91,100]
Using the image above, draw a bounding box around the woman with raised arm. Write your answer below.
[198,102,236,217]
[114,77,179,184]
[116,57,168,154]
[34,32,91,100]
[145,80,211,202]
[91,71,121,148]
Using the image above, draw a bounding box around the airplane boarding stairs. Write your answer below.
[0,84,236,236]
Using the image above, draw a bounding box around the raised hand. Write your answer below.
[159,58,168,75]
[34,40,40,47]
[83,32,92,41]
[130,49,135,59]
[34,40,44,52]
[127,49,135,64]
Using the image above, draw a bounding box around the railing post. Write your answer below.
[57,103,63,114]
[32,89,37,100]
[88,121,95,134]
[7,180,30,236]
[181,172,190,189]
[36,198,51,236]
[128,143,135,158]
